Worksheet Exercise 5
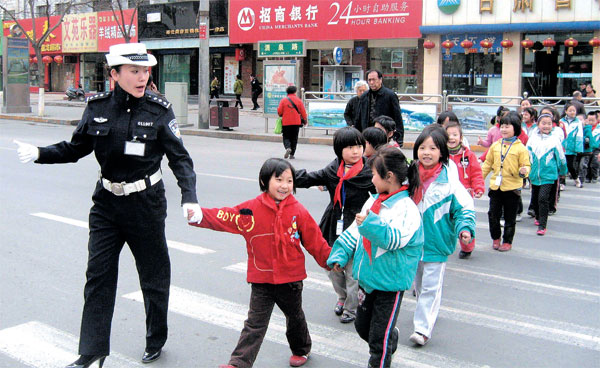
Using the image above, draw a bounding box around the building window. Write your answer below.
[370,47,419,94]
[55,3,68,14]
[37,5,48,16]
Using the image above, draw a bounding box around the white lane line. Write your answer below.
[123,286,478,368]
[224,263,600,351]
[474,206,599,226]
[196,172,256,182]
[0,321,143,368]
[30,212,215,255]
[475,221,600,244]
[445,266,600,298]
[474,197,600,213]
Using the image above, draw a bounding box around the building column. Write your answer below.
[593,30,600,93]
[422,34,442,96]
[501,32,522,98]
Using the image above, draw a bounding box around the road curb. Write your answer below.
[0,114,79,125]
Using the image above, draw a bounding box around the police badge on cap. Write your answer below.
[105,43,157,67]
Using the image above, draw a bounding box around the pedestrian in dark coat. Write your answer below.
[14,42,201,368]
[344,80,368,127]
[356,70,404,146]
[250,73,263,110]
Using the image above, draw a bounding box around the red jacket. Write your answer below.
[449,147,485,196]
[277,94,308,126]
[190,192,330,284]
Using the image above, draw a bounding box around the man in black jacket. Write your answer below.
[356,69,404,146]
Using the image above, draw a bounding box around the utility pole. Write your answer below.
[197,0,209,129]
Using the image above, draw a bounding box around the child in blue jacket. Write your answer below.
[327,147,423,368]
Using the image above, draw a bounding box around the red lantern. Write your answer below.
[542,37,556,54]
[42,55,52,64]
[479,39,493,55]
[564,38,578,55]
[501,39,514,53]
[32,56,38,64]
[54,55,63,64]
[460,39,474,54]
[521,38,534,54]
[589,37,600,49]
[441,40,455,55]
[423,39,436,54]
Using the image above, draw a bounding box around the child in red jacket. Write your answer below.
[445,121,484,259]
[187,158,331,368]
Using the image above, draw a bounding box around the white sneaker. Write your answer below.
[575,178,583,188]
[516,214,522,222]
[409,332,429,346]
[559,183,565,191]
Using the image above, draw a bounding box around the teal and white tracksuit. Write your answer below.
[527,130,568,186]
[413,165,476,339]
[560,116,583,155]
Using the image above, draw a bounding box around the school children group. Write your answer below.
[184,105,599,368]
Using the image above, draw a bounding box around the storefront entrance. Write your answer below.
[442,52,502,96]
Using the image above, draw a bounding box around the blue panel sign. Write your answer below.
[442,33,503,54]
[333,47,343,65]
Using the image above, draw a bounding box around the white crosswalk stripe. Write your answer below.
[123,286,481,368]
[0,321,143,368]
[475,221,599,244]
[30,212,215,255]
[474,206,599,226]
[223,263,600,351]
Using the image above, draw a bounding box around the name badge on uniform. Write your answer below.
[336,219,344,235]
[494,175,503,186]
[125,141,145,156]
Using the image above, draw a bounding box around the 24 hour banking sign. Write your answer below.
[229,0,422,43]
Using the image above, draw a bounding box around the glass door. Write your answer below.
[442,52,502,96]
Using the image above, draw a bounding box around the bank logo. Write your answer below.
[438,0,460,14]
[237,7,255,31]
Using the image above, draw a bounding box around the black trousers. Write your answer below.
[210,90,219,99]
[235,94,243,108]
[488,189,520,244]
[588,149,600,180]
[282,125,300,156]
[566,154,578,180]
[79,182,170,355]
[251,91,261,109]
[547,179,559,213]
[578,153,592,181]
[355,288,403,368]
[229,282,311,368]
[530,184,553,229]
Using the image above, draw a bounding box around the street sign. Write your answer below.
[258,40,305,58]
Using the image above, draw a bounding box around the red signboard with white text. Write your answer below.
[3,16,63,54]
[97,9,138,52]
[229,0,422,43]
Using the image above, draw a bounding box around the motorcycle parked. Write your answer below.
[66,85,85,101]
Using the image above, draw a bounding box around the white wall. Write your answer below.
[423,0,600,25]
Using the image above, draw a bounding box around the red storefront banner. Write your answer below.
[3,16,63,54]
[229,0,422,44]
[97,9,138,52]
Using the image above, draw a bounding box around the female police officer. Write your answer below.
[14,43,201,367]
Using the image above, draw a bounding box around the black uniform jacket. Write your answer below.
[344,95,360,127]
[36,84,198,204]
[295,157,375,246]
[356,86,404,145]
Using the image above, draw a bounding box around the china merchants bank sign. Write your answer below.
[229,0,423,44]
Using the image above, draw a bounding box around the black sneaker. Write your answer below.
[527,209,535,218]
[548,210,556,216]
[459,251,471,259]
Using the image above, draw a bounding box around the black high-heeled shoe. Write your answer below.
[65,355,106,368]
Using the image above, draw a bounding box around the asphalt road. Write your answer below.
[1,120,599,368]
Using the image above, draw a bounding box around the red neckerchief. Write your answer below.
[363,185,409,262]
[412,162,442,205]
[333,159,364,209]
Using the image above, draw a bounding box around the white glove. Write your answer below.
[14,140,39,163]
[183,203,203,223]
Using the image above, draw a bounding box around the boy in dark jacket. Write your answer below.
[295,127,375,323]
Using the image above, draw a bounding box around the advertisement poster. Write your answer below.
[6,38,29,84]
[224,56,239,94]
[399,104,437,131]
[307,101,347,128]
[263,63,297,115]
[230,0,422,43]
[62,13,98,53]
[391,50,404,68]
[97,9,138,51]
[450,105,496,131]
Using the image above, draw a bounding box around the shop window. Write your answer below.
[160,54,190,94]
[320,49,351,65]
[370,47,419,94]
[521,32,594,97]
[442,52,502,96]
[36,5,48,17]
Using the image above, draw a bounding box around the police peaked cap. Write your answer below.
[106,43,157,67]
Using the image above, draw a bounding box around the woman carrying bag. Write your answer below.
[277,85,307,159]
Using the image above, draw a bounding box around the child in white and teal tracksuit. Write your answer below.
[560,102,584,186]
[527,113,568,235]
[327,148,424,368]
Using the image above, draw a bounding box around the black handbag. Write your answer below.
[287,97,306,125]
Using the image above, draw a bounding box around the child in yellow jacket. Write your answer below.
[482,111,530,252]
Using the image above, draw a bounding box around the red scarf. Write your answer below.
[363,185,408,262]
[333,159,364,209]
[412,162,442,205]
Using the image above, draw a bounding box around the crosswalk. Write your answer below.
[1,184,598,367]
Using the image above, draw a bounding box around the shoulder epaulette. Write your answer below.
[86,91,112,103]
[146,93,171,109]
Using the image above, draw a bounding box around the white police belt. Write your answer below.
[101,170,162,196]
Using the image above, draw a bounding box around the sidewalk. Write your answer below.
[0,93,486,151]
